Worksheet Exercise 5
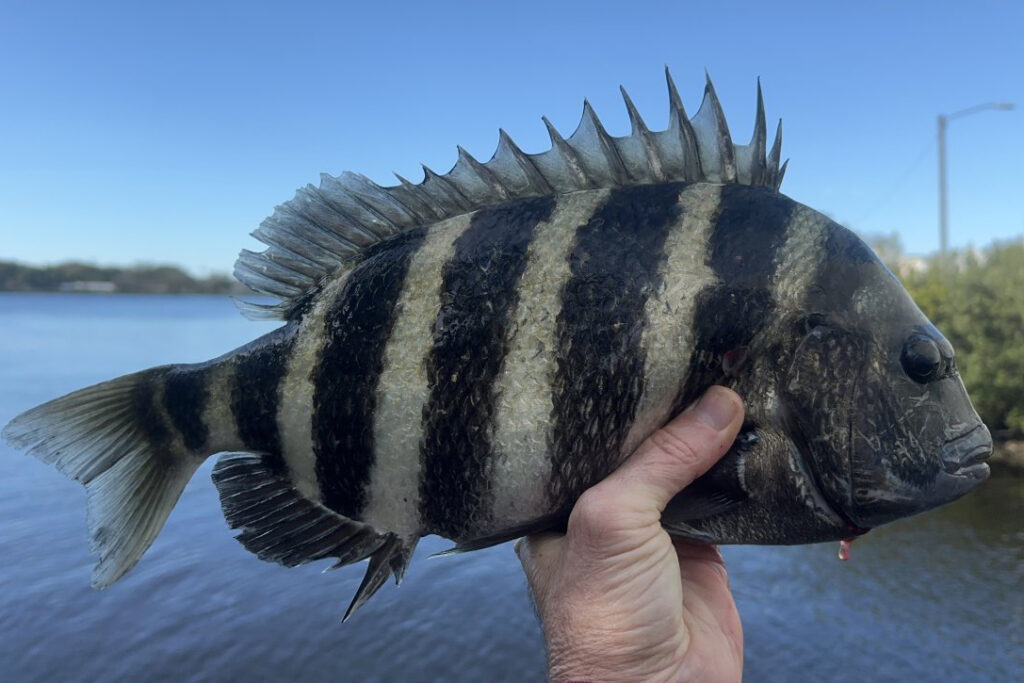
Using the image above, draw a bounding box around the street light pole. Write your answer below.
[938,114,949,255]
[937,102,1014,256]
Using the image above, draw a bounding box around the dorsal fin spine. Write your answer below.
[620,86,649,135]
[619,86,667,183]
[496,129,555,195]
[541,116,593,189]
[692,73,736,182]
[455,145,512,201]
[664,68,702,181]
[767,119,783,189]
[338,172,419,227]
[574,100,631,186]
[776,158,789,187]
[390,173,443,222]
[748,80,768,186]
[421,165,473,212]
[236,71,788,319]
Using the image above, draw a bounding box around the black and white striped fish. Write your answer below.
[3,70,992,620]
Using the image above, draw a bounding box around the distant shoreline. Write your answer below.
[0,260,248,295]
[0,290,239,296]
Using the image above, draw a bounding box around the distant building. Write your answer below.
[893,257,928,278]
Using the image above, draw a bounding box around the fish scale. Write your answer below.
[419,195,557,538]
[548,183,684,505]
[313,226,429,521]
[2,70,992,621]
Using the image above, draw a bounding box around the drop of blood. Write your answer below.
[837,538,854,561]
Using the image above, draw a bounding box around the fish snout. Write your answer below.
[939,424,993,479]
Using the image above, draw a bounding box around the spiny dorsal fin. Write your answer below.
[691,72,736,183]
[235,68,787,320]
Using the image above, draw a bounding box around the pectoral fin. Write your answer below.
[663,429,756,525]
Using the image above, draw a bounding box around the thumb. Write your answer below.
[591,386,744,513]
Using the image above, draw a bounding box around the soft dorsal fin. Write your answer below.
[235,68,787,321]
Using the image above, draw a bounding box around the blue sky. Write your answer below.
[2,1,1021,274]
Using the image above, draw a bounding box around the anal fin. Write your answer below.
[211,452,415,620]
[341,534,419,621]
[389,537,418,585]
[344,534,402,622]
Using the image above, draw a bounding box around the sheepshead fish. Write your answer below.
[2,70,992,620]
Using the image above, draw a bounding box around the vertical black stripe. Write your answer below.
[419,196,557,538]
[548,184,684,506]
[810,223,879,309]
[163,365,209,452]
[671,184,799,416]
[231,324,299,475]
[314,228,429,520]
[130,370,172,448]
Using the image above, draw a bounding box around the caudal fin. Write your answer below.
[2,368,203,588]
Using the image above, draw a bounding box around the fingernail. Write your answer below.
[695,387,738,430]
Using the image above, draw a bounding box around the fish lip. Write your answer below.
[947,462,991,481]
[940,424,993,475]
[844,426,992,529]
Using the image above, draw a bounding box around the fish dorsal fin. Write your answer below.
[235,68,787,320]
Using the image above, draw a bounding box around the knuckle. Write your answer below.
[566,487,619,541]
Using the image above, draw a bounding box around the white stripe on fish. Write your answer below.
[361,213,472,537]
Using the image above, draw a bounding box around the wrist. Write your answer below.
[544,614,686,683]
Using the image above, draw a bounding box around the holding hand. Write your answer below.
[517,386,745,683]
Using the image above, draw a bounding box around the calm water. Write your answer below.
[0,293,1020,682]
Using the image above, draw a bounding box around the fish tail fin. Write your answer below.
[2,367,205,588]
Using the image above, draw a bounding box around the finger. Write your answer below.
[593,386,744,513]
[673,541,732,599]
[672,539,725,565]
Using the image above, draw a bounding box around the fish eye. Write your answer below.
[901,334,943,383]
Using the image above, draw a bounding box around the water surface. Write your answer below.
[0,294,1020,681]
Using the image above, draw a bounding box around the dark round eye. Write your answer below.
[901,335,943,383]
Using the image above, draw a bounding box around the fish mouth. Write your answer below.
[912,424,993,516]
[837,421,993,530]
[939,424,993,479]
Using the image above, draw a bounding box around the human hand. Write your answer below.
[516,386,745,683]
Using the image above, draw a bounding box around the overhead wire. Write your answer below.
[849,134,936,226]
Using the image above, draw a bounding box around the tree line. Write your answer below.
[0,260,245,295]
